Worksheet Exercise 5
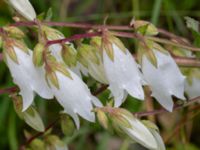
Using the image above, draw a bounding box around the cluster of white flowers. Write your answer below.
[4,0,200,149]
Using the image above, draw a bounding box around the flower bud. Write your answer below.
[131,20,158,35]
[12,95,45,132]
[3,26,25,39]
[62,44,77,67]
[45,135,68,150]
[33,43,45,67]
[60,113,75,136]
[100,107,158,149]
[41,26,64,40]
[30,139,45,150]
[77,43,99,67]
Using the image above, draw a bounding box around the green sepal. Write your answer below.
[3,40,19,64]
[137,40,157,67]
[3,26,25,39]
[46,70,60,89]
[96,109,109,129]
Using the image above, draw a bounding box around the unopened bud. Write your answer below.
[12,95,45,132]
[62,44,77,67]
[41,26,64,40]
[131,20,158,36]
[77,43,100,67]
[45,135,68,150]
[33,43,45,67]
[60,113,75,136]
[30,139,45,150]
[3,26,25,39]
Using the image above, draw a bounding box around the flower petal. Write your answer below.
[6,48,35,110]
[48,69,101,127]
[103,44,144,106]
[142,50,185,111]
[8,0,36,21]
[185,77,200,99]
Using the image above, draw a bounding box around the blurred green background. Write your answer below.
[1,0,200,150]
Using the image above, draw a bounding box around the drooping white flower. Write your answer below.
[185,77,200,99]
[4,42,53,111]
[142,50,185,111]
[103,44,144,107]
[47,66,102,128]
[8,0,36,21]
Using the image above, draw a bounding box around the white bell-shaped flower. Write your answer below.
[103,44,144,107]
[5,46,53,111]
[142,50,185,111]
[185,77,200,99]
[8,0,36,21]
[47,67,102,128]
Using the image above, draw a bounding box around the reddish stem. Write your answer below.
[134,96,200,117]
[46,32,102,46]
[0,87,18,95]
[12,21,132,31]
